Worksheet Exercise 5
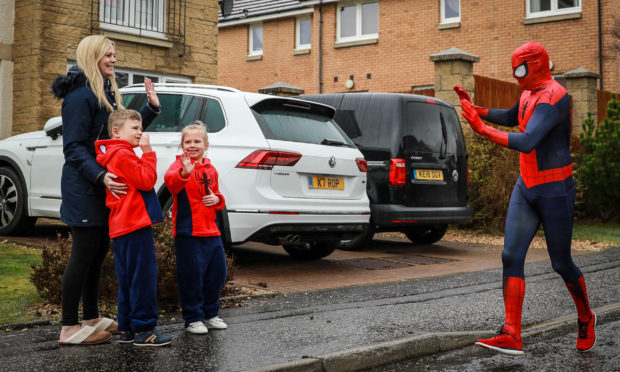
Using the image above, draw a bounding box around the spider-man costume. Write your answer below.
[454,42,595,355]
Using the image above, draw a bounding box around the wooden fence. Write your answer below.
[473,74,522,109]
[598,90,615,123]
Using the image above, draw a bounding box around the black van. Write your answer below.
[300,93,472,250]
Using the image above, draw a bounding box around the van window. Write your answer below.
[122,93,226,133]
[252,103,353,147]
[405,102,461,154]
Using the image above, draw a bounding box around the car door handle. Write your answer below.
[26,145,48,151]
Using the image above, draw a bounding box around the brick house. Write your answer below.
[0,0,221,137]
[217,0,618,96]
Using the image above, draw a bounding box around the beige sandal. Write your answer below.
[93,317,120,335]
[58,325,112,345]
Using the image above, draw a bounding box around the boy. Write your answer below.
[95,109,173,347]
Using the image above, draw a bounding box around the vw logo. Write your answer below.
[328,156,336,168]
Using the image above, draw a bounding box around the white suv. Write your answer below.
[0,84,369,259]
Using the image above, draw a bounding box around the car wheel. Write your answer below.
[339,224,375,251]
[403,225,448,245]
[0,167,37,235]
[283,240,339,260]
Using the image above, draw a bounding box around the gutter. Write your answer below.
[318,0,323,93]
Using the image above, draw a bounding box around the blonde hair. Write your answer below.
[108,109,142,137]
[181,121,209,147]
[76,35,123,112]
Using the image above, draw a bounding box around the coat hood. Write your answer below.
[51,66,88,100]
[95,139,134,167]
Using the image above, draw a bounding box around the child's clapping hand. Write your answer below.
[139,133,152,153]
[201,188,220,207]
[180,152,195,178]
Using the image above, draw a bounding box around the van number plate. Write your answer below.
[413,169,443,181]
[309,176,344,190]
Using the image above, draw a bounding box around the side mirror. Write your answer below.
[220,0,233,18]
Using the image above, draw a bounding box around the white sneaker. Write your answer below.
[186,321,208,334]
[205,316,228,330]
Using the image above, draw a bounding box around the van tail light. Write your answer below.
[356,158,367,172]
[236,150,302,170]
[389,158,407,186]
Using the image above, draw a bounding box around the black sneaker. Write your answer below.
[133,328,173,347]
[119,331,135,344]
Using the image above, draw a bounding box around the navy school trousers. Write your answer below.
[113,226,159,333]
[175,235,227,326]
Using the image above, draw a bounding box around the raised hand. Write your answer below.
[180,152,195,178]
[453,85,472,103]
[139,133,152,153]
[144,77,159,108]
[460,100,484,133]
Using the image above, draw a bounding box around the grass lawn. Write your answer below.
[0,243,43,325]
[573,221,620,245]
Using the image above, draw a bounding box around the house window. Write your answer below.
[249,23,263,56]
[526,0,581,19]
[440,0,460,24]
[296,16,312,50]
[337,1,378,42]
[112,68,191,88]
[99,0,166,38]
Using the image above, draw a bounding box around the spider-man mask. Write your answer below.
[511,42,552,91]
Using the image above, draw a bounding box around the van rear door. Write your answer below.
[402,101,467,207]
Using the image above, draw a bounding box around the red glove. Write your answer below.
[460,100,484,133]
[461,100,509,147]
[453,85,489,117]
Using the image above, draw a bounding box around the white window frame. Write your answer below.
[68,63,192,88]
[440,0,461,24]
[249,23,264,56]
[295,16,312,51]
[99,0,166,39]
[526,0,581,19]
[336,1,379,43]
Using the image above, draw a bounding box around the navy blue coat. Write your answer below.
[51,67,159,227]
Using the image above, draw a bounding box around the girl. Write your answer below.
[164,122,228,334]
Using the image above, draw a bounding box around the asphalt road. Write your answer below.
[1,221,618,371]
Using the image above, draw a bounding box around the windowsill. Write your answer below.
[101,30,173,48]
[438,21,460,30]
[524,12,581,25]
[247,54,263,61]
[293,48,311,55]
[334,38,378,49]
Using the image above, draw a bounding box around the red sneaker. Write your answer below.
[475,330,524,356]
[577,312,596,352]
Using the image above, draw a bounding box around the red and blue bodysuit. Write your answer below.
[455,42,596,355]
[165,156,227,327]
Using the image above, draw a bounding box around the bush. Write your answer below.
[575,94,620,222]
[465,129,520,231]
[30,219,236,311]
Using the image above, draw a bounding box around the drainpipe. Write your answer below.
[318,0,323,93]
[598,0,603,90]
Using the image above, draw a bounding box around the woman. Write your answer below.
[51,35,160,345]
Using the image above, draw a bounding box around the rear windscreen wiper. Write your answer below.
[320,138,349,146]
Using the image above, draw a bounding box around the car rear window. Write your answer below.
[122,93,226,133]
[251,100,354,147]
[405,102,463,154]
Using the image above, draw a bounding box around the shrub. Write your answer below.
[575,94,620,222]
[31,219,236,311]
[465,129,520,231]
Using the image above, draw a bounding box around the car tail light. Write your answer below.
[389,158,406,186]
[236,150,301,170]
[356,158,367,172]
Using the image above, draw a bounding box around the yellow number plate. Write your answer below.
[309,176,344,190]
[414,169,443,181]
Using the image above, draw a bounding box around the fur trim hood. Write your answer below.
[51,66,88,100]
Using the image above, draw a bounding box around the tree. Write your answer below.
[577,94,620,222]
